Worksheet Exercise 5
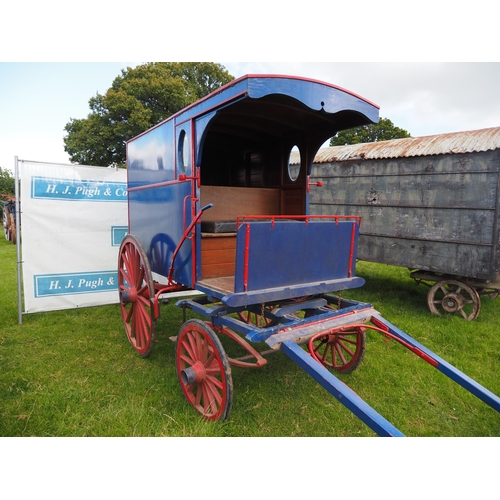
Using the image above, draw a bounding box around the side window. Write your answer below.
[288,145,301,182]
[178,129,190,173]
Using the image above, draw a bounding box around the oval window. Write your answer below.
[178,130,189,172]
[288,145,301,182]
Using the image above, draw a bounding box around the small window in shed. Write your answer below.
[178,130,189,173]
[288,145,301,182]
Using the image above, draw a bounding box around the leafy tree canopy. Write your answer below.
[64,62,234,166]
[330,117,411,146]
[0,167,15,196]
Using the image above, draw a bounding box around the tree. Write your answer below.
[64,62,234,166]
[0,167,15,196]
[330,117,411,146]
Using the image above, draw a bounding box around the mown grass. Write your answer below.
[1,236,499,437]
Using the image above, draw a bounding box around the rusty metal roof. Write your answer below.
[314,126,500,162]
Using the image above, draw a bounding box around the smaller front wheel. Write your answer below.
[176,319,233,421]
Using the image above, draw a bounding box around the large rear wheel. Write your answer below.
[118,234,156,357]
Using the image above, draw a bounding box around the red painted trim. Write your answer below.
[236,214,362,229]
[369,318,439,368]
[212,324,268,368]
[243,223,251,291]
[348,222,356,277]
[189,123,197,288]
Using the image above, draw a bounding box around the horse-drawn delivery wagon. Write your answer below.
[118,75,500,435]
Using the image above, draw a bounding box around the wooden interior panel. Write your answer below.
[201,234,236,279]
[200,185,280,221]
[199,185,282,280]
[281,186,305,215]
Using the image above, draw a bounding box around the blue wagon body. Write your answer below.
[125,74,378,292]
[118,74,500,434]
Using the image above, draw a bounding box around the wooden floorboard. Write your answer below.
[198,276,234,295]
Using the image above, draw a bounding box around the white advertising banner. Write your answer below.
[20,161,128,313]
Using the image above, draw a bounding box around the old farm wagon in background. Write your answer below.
[309,126,500,320]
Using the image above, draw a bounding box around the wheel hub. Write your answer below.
[442,293,463,313]
[181,361,207,385]
[120,288,137,303]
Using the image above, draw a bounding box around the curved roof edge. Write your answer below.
[314,126,500,162]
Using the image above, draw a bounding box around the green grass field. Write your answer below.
[1,235,499,437]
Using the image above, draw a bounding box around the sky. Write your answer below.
[1,61,500,173]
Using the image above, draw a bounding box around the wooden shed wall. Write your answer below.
[309,149,500,281]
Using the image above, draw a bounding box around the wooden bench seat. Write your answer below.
[200,185,280,280]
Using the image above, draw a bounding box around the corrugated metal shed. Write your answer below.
[314,126,500,162]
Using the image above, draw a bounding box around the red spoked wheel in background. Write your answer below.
[236,307,276,328]
[308,326,366,374]
[118,234,156,357]
[176,319,233,421]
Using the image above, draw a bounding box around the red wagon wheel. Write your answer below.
[308,326,366,374]
[236,307,276,328]
[175,319,233,421]
[118,234,156,357]
[427,279,481,321]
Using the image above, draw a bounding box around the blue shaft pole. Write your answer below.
[372,313,500,413]
[280,340,405,437]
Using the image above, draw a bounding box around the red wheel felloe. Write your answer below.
[118,234,156,357]
[175,319,233,421]
[308,326,366,374]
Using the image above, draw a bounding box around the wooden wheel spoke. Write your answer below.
[204,383,222,413]
[124,303,134,324]
[121,248,135,282]
[320,346,331,365]
[135,267,145,290]
[337,335,357,346]
[183,344,197,365]
[336,338,355,358]
[118,267,132,288]
[136,294,152,311]
[334,342,348,366]
[194,383,202,406]
[201,384,216,415]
